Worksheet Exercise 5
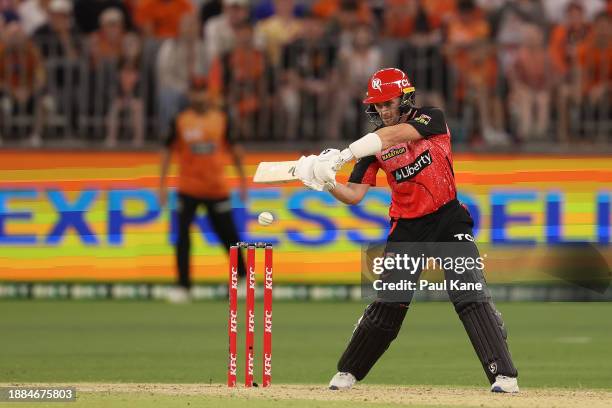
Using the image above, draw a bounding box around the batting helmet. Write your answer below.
[363,68,416,125]
[363,68,415,104]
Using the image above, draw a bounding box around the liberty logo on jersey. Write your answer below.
[393,150,432,183]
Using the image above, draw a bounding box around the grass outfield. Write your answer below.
[1,301,611,407]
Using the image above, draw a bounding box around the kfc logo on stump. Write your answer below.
[264,353,272,377]
[228,353,237,376]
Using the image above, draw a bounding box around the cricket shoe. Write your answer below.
[328,372,356,390]
[491,375,519,393]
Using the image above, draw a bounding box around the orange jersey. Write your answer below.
[134,0,194,38]
[167,108,231,199]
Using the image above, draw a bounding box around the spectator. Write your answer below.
[0,0,16,13]
[549,1,591,142]
[156,13,209,135]
[254,0,302,66]
[492,1,539,74]
[1,9,19,36]
[577,12,611,141]
[383,0,419,38]
[509,24,555,141]
[459,41,509,145]
[397,0,447,110]
[73,0,133,34]
[444,0,511,145]
[281,11,338,140]
[32,0,80,138]
[106,32,144,147]
[444,0,491,84]
[17,0,51,35]
[89,8,126,67]
[475,0,506,12]
[418,0,457,30]
[542,0,606,22]
[217,21,269,140]
[0,19,48,145]
[204,0,250,61]
[311,0,371,23]
[334,23,382,139]
[549,1,590,77]
[135,0,194,39]
[33,0,79,60]
[200,0,222,24]
[328,0,371,49]
[445,0,490,50]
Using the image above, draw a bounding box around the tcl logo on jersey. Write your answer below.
[393,150,432,183]
[453,233,474,241]
[381,147,406,161]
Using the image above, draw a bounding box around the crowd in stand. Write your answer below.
[0,0,610,148]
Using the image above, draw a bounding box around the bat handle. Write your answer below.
[334,148,355,171]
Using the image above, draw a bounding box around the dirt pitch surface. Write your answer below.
[7,383,612,407]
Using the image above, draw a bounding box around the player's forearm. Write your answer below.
[159,149,171,186]
[375,124,422,149]
[230,145,246,183]
[329,183,361,205]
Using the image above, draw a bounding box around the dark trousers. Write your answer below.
[175,193,246,289]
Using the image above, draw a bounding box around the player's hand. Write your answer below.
[313,149,342,191]
[158,186,168,208]
[295,155,325,191]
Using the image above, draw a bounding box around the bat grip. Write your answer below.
[335,148,355,170]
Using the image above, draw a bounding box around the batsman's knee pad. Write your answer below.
[456,302,518,383]
[337,301,408,381]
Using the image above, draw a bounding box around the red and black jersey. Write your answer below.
[348,106,456,219]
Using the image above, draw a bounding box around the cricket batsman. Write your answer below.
[295,68,519,392]
[159,78,247,303]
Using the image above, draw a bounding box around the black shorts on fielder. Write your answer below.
[175,193,246,288]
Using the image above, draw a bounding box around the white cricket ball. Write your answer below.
[258,211,274,226]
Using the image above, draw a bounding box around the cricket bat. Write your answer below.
[253,160,299,183]
[253,149,355,184]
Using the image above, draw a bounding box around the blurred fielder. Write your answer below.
[159,79,247,303]
[295,68,519,392]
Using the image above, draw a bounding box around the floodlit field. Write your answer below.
[1,301,611,407]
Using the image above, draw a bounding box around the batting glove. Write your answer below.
[295,155,325,191]
[312,149,342,191]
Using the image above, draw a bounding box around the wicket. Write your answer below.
[228,242,273,388]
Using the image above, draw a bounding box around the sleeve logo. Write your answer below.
[413,114,431,126]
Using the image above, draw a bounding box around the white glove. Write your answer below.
[313,149,342,191]
[295,155,325,191]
